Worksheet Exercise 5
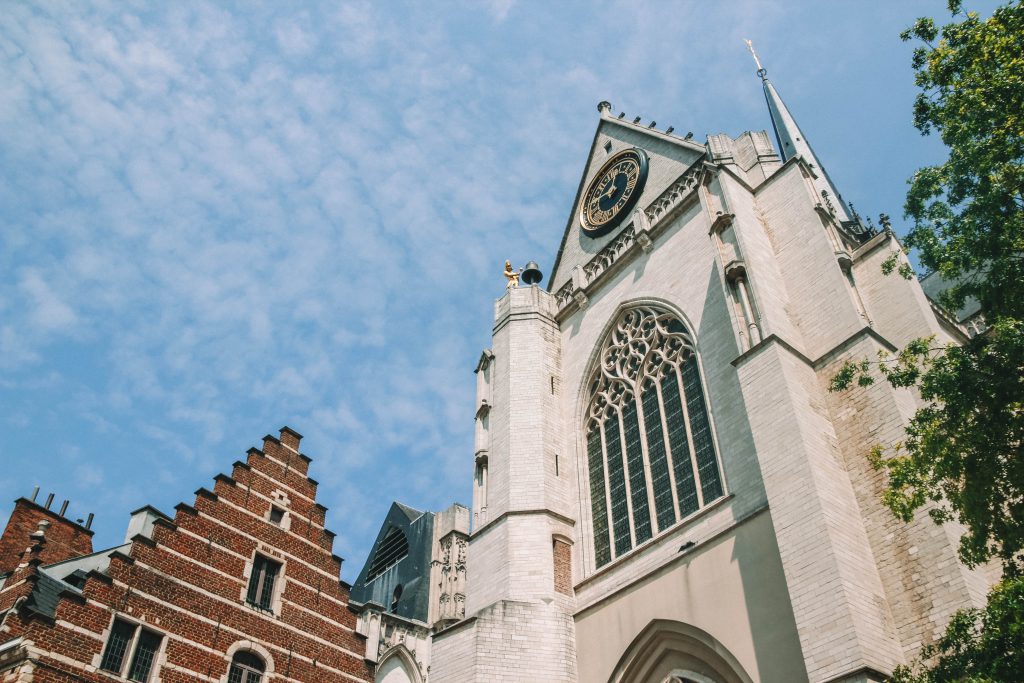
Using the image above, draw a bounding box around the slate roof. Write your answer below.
[15,543,127,620]
[349,501,434,624]
[23,571,77,620]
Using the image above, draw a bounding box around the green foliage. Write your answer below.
[900,0,1024,320]
[832,0,1024,575]
[881,249,917,280]
[888,576,1024,683]
[865,321,1024,572]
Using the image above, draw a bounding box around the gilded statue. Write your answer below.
[504,260,523,289]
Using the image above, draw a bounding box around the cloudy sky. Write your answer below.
[0,0,969,578]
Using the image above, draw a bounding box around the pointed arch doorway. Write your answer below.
[609,619,754,683]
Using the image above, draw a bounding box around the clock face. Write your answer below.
[580,148,649,238]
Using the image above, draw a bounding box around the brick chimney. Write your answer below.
[0,492,94,575]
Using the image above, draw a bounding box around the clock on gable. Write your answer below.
[579,147,649,238]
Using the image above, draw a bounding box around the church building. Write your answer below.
[348,55,997,683]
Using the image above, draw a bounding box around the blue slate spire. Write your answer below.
[746,41,853,223]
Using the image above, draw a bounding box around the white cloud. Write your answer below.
[19,270,78,333]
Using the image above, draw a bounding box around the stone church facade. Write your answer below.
[350,67,997,683]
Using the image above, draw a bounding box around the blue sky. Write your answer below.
[0,0,971,579]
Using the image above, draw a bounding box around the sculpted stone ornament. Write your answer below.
[504,260,523,289]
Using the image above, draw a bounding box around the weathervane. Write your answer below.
[744,39,768,80]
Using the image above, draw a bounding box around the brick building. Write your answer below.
[0,427,372,683]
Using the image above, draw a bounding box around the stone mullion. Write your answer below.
[598,422,616,565]
[632,387,659,538]
[654,377,683,524]
[615,407,637,552]
[675,362,705,509]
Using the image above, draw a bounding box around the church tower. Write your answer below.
[431,283,579,681]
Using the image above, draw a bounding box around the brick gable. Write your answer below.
[0,427,373,683]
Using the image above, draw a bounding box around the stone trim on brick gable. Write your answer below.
[186,497,341,576]
[213,493,334,559]
[232,459,317,507]
[167,524,352,613]
[213,470,326,540]
[0,430,372,683]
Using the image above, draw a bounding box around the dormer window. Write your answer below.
[366,527,409,581]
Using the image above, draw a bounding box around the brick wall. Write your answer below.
[553,539,572,596]
[0,497,93,575]
[0,427,372,683]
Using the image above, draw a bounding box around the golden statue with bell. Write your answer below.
[503,260,543,289]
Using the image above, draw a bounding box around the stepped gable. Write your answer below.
[0,427,373,683]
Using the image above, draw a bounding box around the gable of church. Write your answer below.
[548,113,706,293]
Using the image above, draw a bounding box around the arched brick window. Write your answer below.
[228,651,265,683]
[586,306,724,568]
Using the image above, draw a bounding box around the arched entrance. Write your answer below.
[375,644,422,683]
[609,619,754,683]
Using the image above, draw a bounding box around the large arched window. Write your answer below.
[586,306,724,568]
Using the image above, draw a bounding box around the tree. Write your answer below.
[831,1,1024,680]
[834,0,1024,576]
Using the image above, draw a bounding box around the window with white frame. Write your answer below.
[586,306,724,568]
[245,554,281,611]
[98,617,162,681]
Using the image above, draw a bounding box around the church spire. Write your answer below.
[745,40,853,223]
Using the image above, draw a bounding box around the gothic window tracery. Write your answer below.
[586,306,724,568]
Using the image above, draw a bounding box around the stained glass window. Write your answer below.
[585,306,724,568]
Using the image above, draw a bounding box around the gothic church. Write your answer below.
[347,59,996,683]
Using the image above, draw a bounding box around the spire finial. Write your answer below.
[744,39,768,80]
